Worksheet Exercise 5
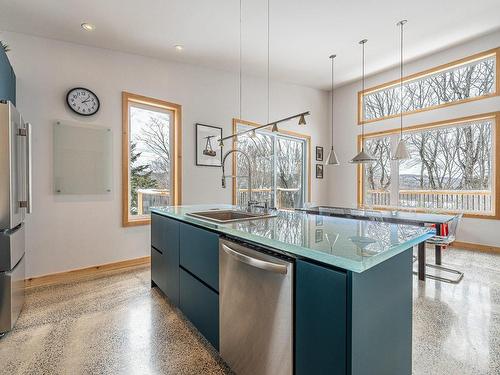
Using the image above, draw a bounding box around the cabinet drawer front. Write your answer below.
[179,269,219,350]
[179,223,219,291]
[151,246,180,306]
[151,214,180,307]
[151,213,179,254]
[151,246,166,292]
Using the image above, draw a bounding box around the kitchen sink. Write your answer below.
[186,209,276,223]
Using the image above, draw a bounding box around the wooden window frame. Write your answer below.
[357,47,500,125]
[356,112,500,220]
[122,91,182,227]
[231,118,312,206]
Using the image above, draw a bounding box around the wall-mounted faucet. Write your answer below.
[221,149,254,211]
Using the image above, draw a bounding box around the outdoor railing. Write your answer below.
[237,187,301,209]
[137,189,170,215]
[366,189,492,214]
[367,190,391,206]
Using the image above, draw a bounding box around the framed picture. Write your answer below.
[315,229,324,243]
[316,164,324,179]
[316,146,324,161]
[196,123,223,167]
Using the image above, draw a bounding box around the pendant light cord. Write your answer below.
[361,40,366,150]
[267,0,270,124]
[399,20,405,139]
[398,20,407,140]
[331,55,335,146]
[239,0,242,119]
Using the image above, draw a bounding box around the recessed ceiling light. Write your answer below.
[81,23,96,31]
[174,45,184,51]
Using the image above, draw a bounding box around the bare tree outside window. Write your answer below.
[401,121,492,191]
[363,55,495,122]
[276,137,305,208]
[236,132,274,205]
[364,137,391,206]
[235,126,307,209]
[136,116,171,189]
[129,106,172,216]
[363,118,495,214]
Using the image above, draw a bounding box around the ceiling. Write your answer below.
[0,0,499,90]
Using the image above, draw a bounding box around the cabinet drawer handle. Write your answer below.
[152,246,163,255]
[221,243,288,274]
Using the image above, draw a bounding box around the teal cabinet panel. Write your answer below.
[151,246,166,290]
[350,249,412,375]
[179,223,219,291]
[295,260,347,375]
[0,48,15,105]
[179,268,219,350]
[151,214,180,306]
[151,213,178,254]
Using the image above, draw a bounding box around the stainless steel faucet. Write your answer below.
[221,149,254,211]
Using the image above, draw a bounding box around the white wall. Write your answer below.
[328,30,500,247]
[3,32,330,278]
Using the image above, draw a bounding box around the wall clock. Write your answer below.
[66,87,100,116]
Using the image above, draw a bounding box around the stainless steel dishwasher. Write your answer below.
[219,238,293,375]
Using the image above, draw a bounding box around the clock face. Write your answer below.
[66,87,100,116]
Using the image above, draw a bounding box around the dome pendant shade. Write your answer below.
[326,146,340,165]
[392,138,410,160]
[392,20,411,162]
[351,39,374,165]
[350,148,376,164]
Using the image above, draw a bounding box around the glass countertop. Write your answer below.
[302,206,457,225]
[151,205,434,273]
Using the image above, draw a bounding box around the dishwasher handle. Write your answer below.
[221,243,288,274]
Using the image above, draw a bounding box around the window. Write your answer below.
[122,92,182,226]
[358,113,499,218]
[359,48,499,123]
[232,119,310,209]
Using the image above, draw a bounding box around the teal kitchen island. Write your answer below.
[150,205,433,375]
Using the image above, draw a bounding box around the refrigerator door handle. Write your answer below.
[26,122,32,214]
[15,122,31,213]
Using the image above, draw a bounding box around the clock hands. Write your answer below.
[81,95,92,104]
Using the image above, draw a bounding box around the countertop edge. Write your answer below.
[151,207,434,273]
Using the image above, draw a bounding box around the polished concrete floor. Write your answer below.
[412,248,500,375]
[0,247,498,375]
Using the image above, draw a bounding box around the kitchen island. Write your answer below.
[150,205,433,375]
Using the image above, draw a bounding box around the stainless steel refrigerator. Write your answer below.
[0,101,31,335]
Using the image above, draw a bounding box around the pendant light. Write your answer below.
[351,39,376,164]
[326,54,339,165]
[216,0,310,147]
[392,20,411,160]
[298,114,306,126]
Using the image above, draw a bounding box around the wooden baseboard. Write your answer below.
[25,256,151,289]
[453,241,500,254]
